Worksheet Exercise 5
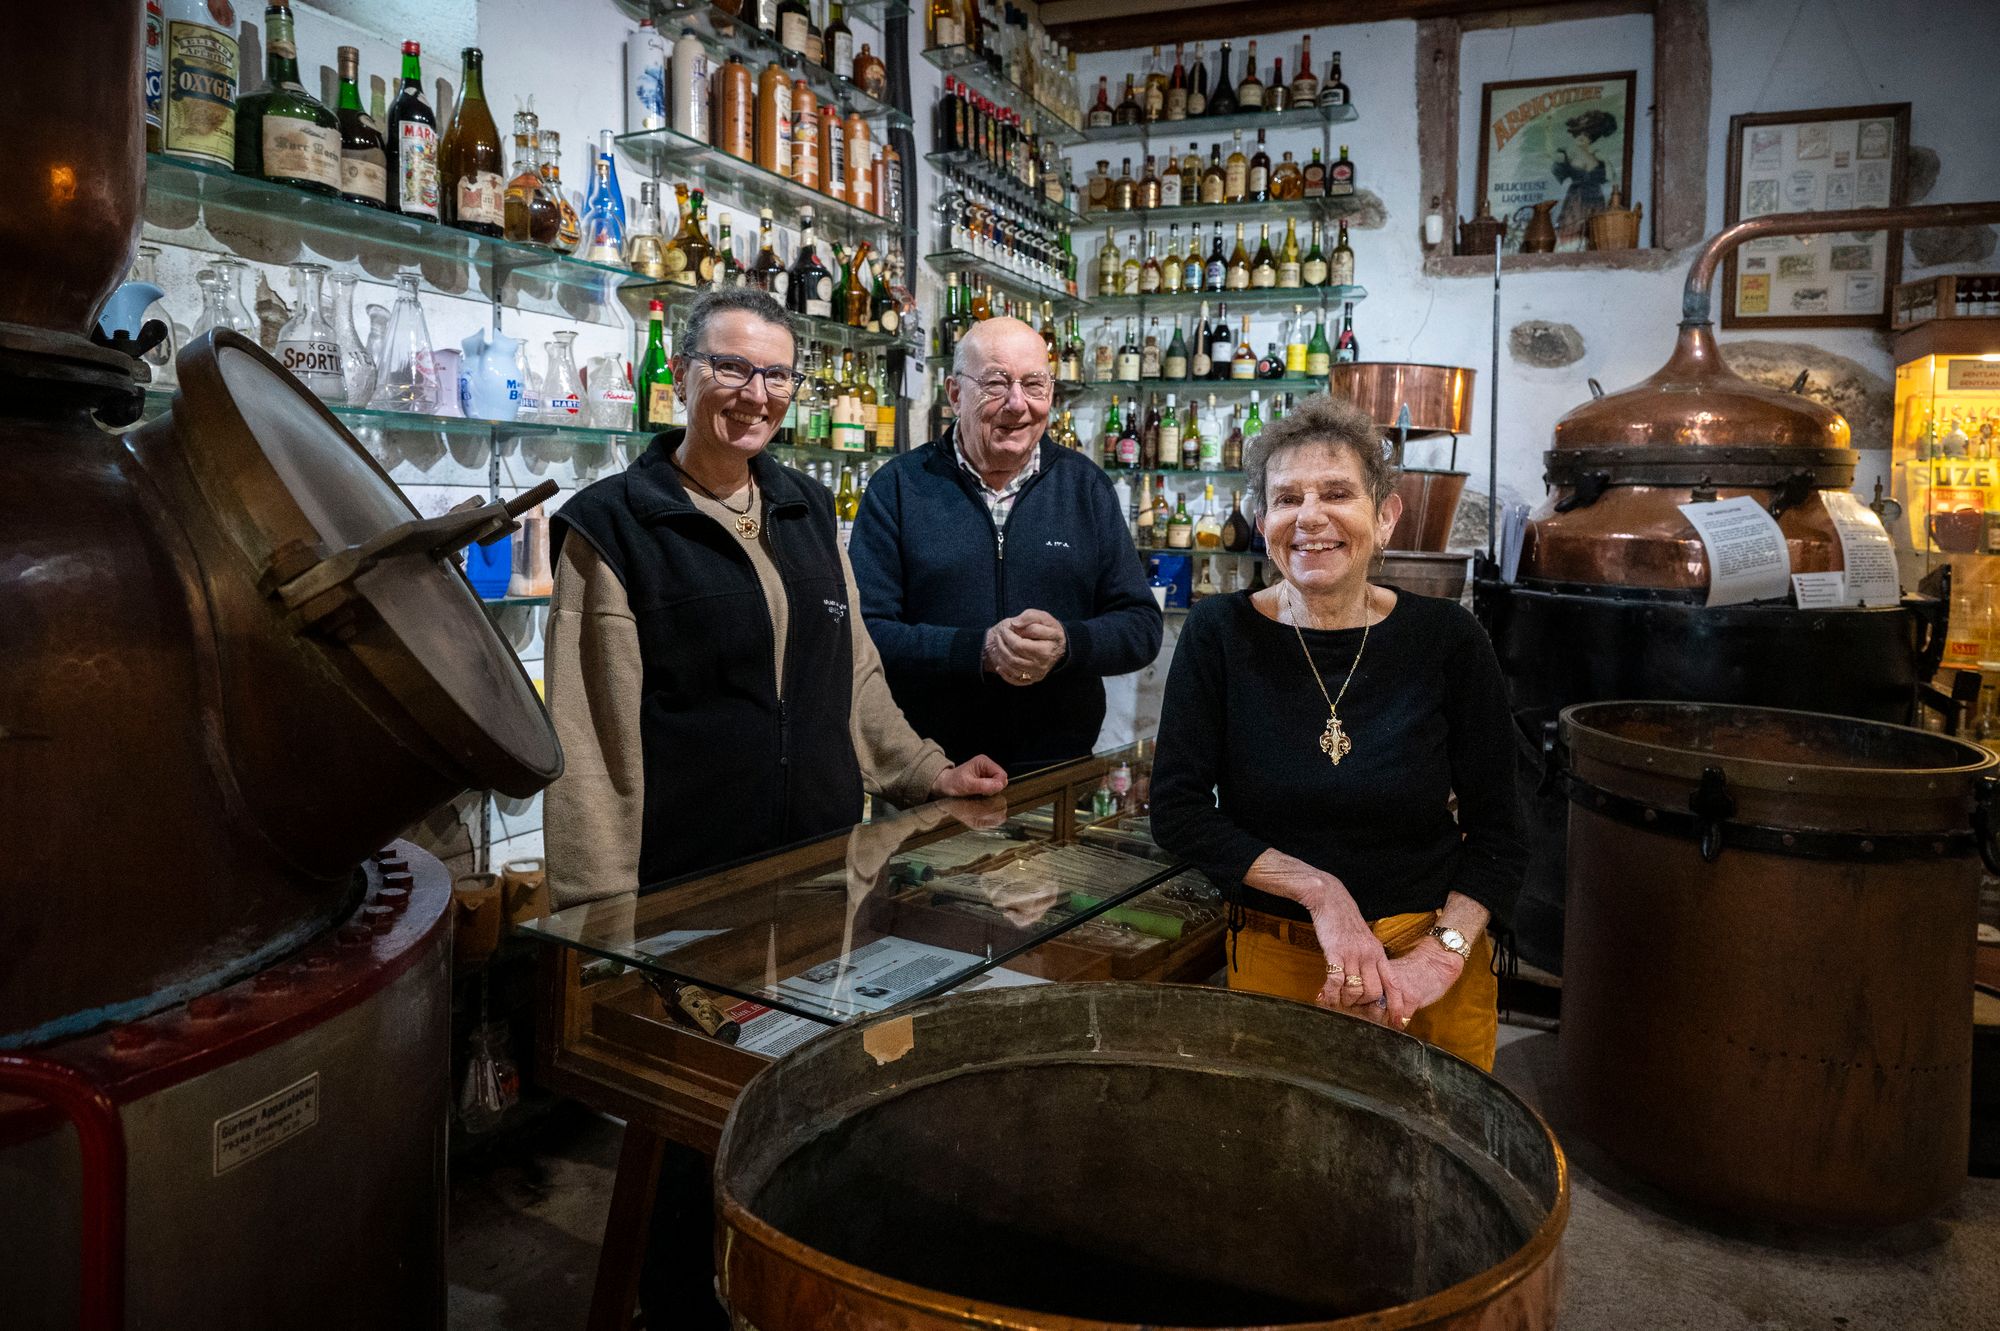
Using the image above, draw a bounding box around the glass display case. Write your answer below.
[522,742,1222,1146]
[1890,285,2000,730]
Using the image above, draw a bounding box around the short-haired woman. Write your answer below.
[1150,393,1526,1069]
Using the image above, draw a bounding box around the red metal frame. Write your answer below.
[0,1054,125,1331]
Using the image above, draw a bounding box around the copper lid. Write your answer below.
[1551,323,1848,452]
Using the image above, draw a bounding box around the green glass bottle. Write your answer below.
[1243,391,1264,447]
[1306,317,1332,377]
[1102,398,1123,468]
[236,1,341,195]
[1166,491,1194,549]
[639,299,674,431]
[1164,320,1189,380]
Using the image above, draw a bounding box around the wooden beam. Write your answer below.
[1048,0,1561,53]
[1457,0,1653,30]
[1651,0,1710,250]
[1415,17,1462,262]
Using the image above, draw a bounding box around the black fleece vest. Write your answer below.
[552,434,862,888]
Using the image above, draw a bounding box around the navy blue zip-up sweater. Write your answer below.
[849,432,1164,773]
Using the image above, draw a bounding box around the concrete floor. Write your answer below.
[447,1026,2000,1330]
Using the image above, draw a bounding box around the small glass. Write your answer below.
[539,330,582,423]
[276,261,346,403]
[326,271,376,407]
[369,272,439,414]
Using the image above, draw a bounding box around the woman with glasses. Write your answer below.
[849,315,1162,773]
[543,289,1006,1327]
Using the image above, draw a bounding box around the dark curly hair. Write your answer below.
[1565,109,1618,143]
[1245,392,1396,519]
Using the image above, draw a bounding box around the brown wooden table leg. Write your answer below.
[587,1122,669,1331]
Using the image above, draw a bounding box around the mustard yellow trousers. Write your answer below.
[1228,908,1498,1070]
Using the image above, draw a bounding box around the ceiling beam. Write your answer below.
[1045,0,1645,52]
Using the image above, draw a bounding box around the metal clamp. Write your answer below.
[1766,470,1817,520]
[1552,470,1612,513]
[1689,766,1737,863]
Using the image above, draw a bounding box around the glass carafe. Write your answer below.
[190,267,233,341]
[539,330,582,423]
[128,244,177,385]
[212,255,258,335]
[369,272,439,413]
[276,262,346,403]
[326,271,376,406]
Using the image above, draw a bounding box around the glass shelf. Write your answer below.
[646,0,913,130]
[144,154,636,324]
[615,126,903,242]
[925,248,1082,311]
[141,385,650,451]
[1080,102,1358,145]
[1141,545,1265,561]
[1081,193,1370,232]
[920,45,1085,146]
[924,150,1085,229]
[1065,376,1319,396]
[1128,469,1249,483]
[1089,284,1366,316]
[617,278,918,353]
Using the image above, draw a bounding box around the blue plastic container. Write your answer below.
[464,531,514,599]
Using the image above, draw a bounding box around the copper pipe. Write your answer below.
[1683,200,2000,322]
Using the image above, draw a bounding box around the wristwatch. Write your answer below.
[1427,925,1472,961]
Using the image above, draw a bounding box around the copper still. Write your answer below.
[1,10,561,1326]
[1476,201,2000,972]
[716,983,1568,1330]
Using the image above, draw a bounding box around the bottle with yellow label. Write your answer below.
[163,0,241,168]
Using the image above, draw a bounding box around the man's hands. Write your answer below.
[930,754,1008,798]
[983,609,1067,686]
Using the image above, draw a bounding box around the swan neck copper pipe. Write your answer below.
[1681,200,2000,323]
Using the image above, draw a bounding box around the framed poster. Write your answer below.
[1722,103,1909,329]
[1476,71,1638,254]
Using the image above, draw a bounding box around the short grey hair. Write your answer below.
[680,287,795,358]
[1245,392,1398,519]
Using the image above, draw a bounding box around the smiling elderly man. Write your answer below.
[849,317,1164,774]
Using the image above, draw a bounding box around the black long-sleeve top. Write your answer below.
[1150,589,1526,924]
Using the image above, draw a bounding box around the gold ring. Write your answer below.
[1343,975,1364,988]
[1325,964,1343,975]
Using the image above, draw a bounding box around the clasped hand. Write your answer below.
[983,609,1066,686]
[1307,882,1463,1030]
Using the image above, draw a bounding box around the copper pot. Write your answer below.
[1389,469,1468,552]
[1328,362,1476,440]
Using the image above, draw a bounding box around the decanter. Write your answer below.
[369,271,439,413]
[326,270,376,406]
[276,261,346,403]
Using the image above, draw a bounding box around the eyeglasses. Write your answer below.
[958,371,1056,404]
[688,353,807,397]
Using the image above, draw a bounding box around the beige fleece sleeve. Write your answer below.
[844,544,952,807]
[544,539,646,909]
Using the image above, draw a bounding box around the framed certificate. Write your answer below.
[1722,103,1909,329]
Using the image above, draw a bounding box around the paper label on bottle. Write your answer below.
[341,153,387,203]
[397,121,440,217]
[546,393,580,418]
[278,338,345,400]
[1820,490,1903,605]
[1303,258,1329,285]
[1187,90,1207,116]
[1199,177,1224,205]
[1676,496,1792,607]
[164,20,239,166]
[1160,176,1182,209]
[1278,262,1302,288]
[1248,166,1269,197]
[1330,163,1355,195]
[832,33,854,74]
[1139,267,1161,294]
[1192,351,1211,378]
[934,17,962,48]
[458,170,505,225]
[780,12,810,53]
[1225,269,1249,291]
[1231,358,1256,380]
[1166,89,1187,120]
[1322,87,1347,106]
[145,6,165,128]
[1145,85,1165,118]
[1251,264,1276,289]
[1141,345,1161,377]
[1286,344,1308,374]
[646,382,676,428]
[261,116,342,189]
[1159,423,1181,457]
[1200,440,1223,471]
[1116,353,1140,380]
[1225,164,1247,200]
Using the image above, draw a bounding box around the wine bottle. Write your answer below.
[385,41,440,220]
[1208,302,1234,381]
[1186,42,1210,117]
[1224,130,1248,202]
[1232,315,1256,380]
[1334,302,1360,363]
[1302,221,1329,286]
[1277,219,1302,288]
[1226,223,1251,290]
[1251,224,1276,289]
[1235,39,1264,111]
[792,210,835,318]
[639,300,675,430]
[1190,300,1213,379]
[1329,219,1356,287]
[1247,129,1271,203]
[441,47,504,235]
[1306,316,1332,376]
[1166,44,1188,121]
[1207,41,1237,116]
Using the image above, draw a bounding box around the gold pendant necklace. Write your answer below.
[1288,587,1371,766]
[673,459,759,538]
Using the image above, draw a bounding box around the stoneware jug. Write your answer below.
[1521,200,1559,254]
[460,326,525,422]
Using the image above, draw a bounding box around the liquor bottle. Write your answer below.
[1190,300,1213,378]
[503,112,556,245]
[162,0,240,168]
[1247,129,1272,202]
[1181,227,1205,293]
[845,108,874,212]
[873,361,898,450]
[936,77,964,153]
[1144,45,1168,121]
[1090,315,1116,382]
[791,75,821,187]
[757,60,794,176]
[1205,223,1229,291]
[639,299,675,430]
[237,4,341,195]
[1164,320,1190,380]
[1158,393,1182,472]
[1134,474,1155,543]
[1166,44,1188,121]
[1120,397,1143,467]
[441,47,504,234]
[1271,151,1302,200]
[804,0,825,67]
[1166,492,1194,549]
[1159,151,1183,209]
[1208,41,1238,116]
[1180,142,1202,199]
[928,0,962,48]
[1232,315,1256,379]
[1285,305,1308,375]
[1138,156,1162,210]
[1199,393,1224,469]
[751,208,790,299]
[624,180,667,278]
[1302,220,1329,286]
[626,18,668,132]
[1222,406,1244,469]
[537,130,580,253]
[1115,319,1142,381]
[1140,231,1162,294]
[872,258,900,333]
[1334,302,1360,363]
[334,46,388,208]
[1177,396,1199,470]
[582,150,626,264]
[1140,317,1163,379]
[1195,483,1223,548]
[1243,391,1264,447]
[1224,131,1248,202]
[386,41,440,220]
[1121,233,1143,296]
[1277,219,1302,288]
[835,467,859,544]
[1200,144,1227,205]
[1302,148,1327,198]
[1141,393,1162,469]
[1226,223,1251,290]
[1097,227,1122,297]
[1114,158,1137,212]
[688,190,721,285]
[1102,398,1124,467]
[819,99,848,204]
[1329,219,1356,287]
[1291,36,1319,106]
[1063,315,1086,381]
[1087,76,1114,128]
[1236,40,1264,110]
[1186,42,1210,117]
[1115,75,1144,126]
[1306,315,1332,376]
[1250,224,1276,288]
[1319,50,1350,108]
[778,0,812,55]
[1222,490,1252,551]
[672,30,713,141]
[715,56,754,161]
[792,210,835,317]
[826,1,854,77]
[1258,341,1284,379]
[1152,483,1172,543]
[845,243,874,325]
[1208,302,1234,381]
[1268,58,1288,114]
[1329,144,1356,196]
